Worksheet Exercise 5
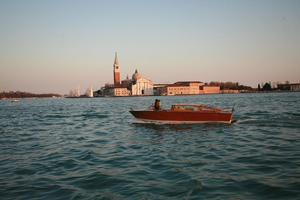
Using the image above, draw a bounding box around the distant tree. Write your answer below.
[262,82,272,91]
[209,81,220,86]
[223,82,239,90]
[220,84,224,90]
[237,85,253,91]
[0,91,61,98]
[209,81,253,91]
[258,84,261,91]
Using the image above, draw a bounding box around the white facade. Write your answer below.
[85,87,94,97]
[114,87,131,96]
[165,82,204,96]
[131,77,153,95]
[106,87,130,96]
[105,53,154,96]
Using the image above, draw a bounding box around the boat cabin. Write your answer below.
[171,104,222,112]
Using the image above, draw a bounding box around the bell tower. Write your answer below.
[113,52,121,86]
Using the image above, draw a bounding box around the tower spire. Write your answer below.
[114,52,119,65]
[113,52,121,86]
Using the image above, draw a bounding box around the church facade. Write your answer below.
[131,70,153,96]
[105,53,153,96]
[103,52,220,97]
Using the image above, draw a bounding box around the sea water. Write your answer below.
[0,92,299,199]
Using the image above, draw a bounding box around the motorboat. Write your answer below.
[130,100,233,124]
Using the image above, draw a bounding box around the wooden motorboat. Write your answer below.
[130,100,233,124]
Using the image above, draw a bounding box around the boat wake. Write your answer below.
[234,118,257,124]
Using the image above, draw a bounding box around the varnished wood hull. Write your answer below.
[130,110,233,124]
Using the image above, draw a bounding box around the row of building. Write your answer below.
[68,53,299,97]
[154,82,220,96]
[277,83,300,92]
[100,53,221,97]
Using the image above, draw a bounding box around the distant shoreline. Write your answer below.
[1,90,298,100]
[0,91,61,99]
[68,90,299,99]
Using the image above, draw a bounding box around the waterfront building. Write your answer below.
[153,84,169,95]
[103,53,153,96]
[156,81,220,96]
[103,53,130,96]
[105,86,131,96]
[291,84,300,91]
[85,86,94,97]
[278,83,300,92]
[131,70,154,96]
[68,87,80,97]
[200,85,221,94]
[164,81,203,96]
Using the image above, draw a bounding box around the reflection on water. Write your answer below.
[131,122,233,133]
[132,122,194,131]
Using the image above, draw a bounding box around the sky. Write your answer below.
[0,0,299,94]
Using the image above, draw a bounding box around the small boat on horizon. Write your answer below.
[130,99,234,124]
[11,99,20,102]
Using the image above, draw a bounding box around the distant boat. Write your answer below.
[11,99,20,102]
[130,100,233,124]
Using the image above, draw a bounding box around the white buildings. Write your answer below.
[131,70,153,96]
[69,87,80,97]
[278,83,300,92]
[85,87,94,97]
[155,81,220,96]
[104,53,153,96]
[105,87,131,96]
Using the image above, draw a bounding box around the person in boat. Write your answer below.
[154,99,161,111]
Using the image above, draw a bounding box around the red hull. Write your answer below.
[130,110,233,124]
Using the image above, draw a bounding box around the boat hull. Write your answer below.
[130,110,233,124]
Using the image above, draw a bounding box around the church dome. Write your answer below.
[132,69,141,81]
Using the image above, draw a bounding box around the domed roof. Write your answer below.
[132,69,142,81]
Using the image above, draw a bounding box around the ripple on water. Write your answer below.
[0,93,300,199]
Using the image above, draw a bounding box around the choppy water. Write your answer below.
[1,92,300,199]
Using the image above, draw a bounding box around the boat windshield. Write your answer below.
[171,104,222,112]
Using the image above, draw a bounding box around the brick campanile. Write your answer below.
[113,52,121,86]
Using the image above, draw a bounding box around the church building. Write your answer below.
[104,52,153,96]
[113,52,121,86]
[131,69,153,96]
